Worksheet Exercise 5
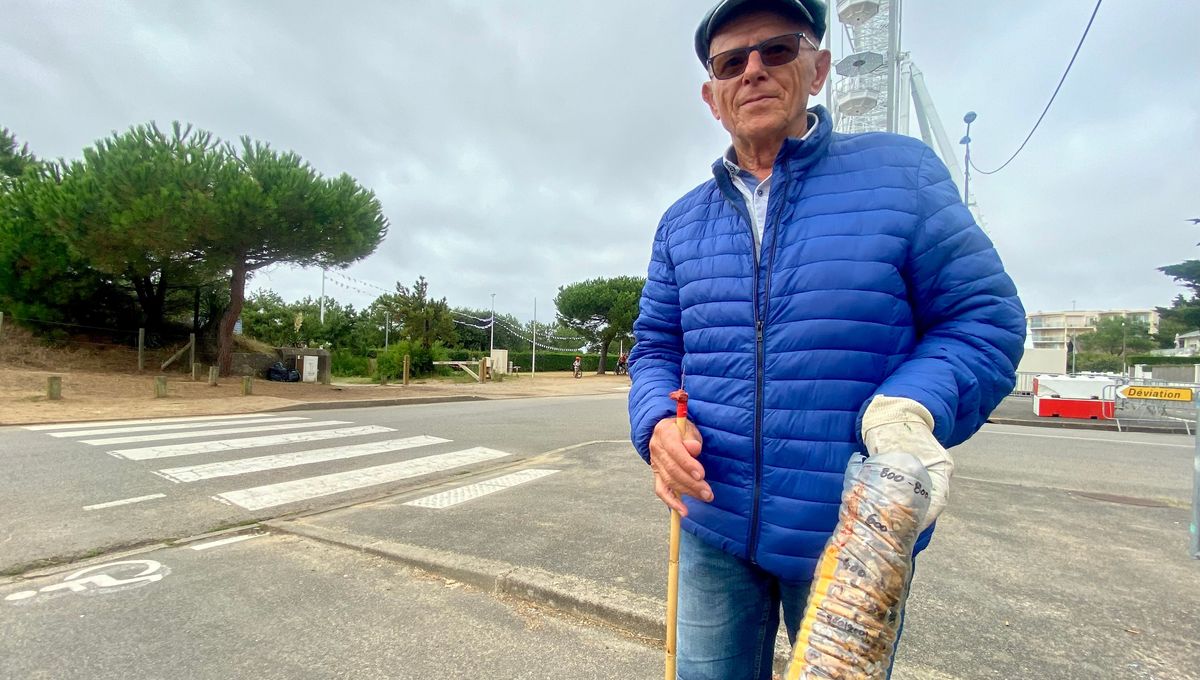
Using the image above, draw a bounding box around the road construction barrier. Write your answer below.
[1101,379,1199,433]
[1031,374,1117,420]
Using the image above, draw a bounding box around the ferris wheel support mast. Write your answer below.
[909,62,966,191]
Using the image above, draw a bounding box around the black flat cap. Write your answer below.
[695,0,828,64]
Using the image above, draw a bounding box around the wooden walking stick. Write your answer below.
[665,387,688,680]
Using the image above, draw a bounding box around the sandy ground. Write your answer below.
[0,368,632,426]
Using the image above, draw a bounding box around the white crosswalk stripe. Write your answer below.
[24,413,280,431]
[154,435,451,483]
[108,425,396,460]
[80,419,353,446]
[404,469,559,509]
[46,416,311,438]
[213,447,512,511]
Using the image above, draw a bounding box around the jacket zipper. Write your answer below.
[747,175,785,564]
[716,171,772,565]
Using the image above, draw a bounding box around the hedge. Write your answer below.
[507,351,607,372]
[1128,355,1200,366]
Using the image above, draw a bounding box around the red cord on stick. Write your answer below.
[670,388,688,421]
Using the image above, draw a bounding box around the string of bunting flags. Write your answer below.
[326,269,393,295]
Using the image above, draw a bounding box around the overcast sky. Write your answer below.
[4,0,1198,326]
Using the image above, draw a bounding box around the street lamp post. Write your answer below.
[490,293,496,355]
[960,111,977,206]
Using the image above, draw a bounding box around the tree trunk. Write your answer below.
[598,337,612,375]
[217,261,247,375]
[131,272,167,335]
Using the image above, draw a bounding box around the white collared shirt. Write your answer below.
[722,113,818,260]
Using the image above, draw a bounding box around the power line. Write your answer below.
[971,0,1104,176]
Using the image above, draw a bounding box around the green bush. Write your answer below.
[447,348,484,361]
[508,351,601,372]
[377,341,451,380]
[330,349,370,377]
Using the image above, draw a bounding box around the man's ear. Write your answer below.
[701,80,721,120]
[810,50,832,95]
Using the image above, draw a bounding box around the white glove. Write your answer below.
[861,395,953,532]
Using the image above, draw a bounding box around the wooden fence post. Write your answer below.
[241,376,253,396]
[138,328,145,371]
[403,354,411,386]
[208,366,219,386]
[192,363,202,381]
[47,375,62,400]
[154,376,167,398]
[188,333,195,369]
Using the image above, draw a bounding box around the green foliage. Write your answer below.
[330,348,370,377]
[385,276,455,350]
[507,351,599,372]
[554,275,643,371]
[1159,261,1200,298]
[447,348,485,361]
[1074,317,1154,358]
[0,165,139,329]
[1072,352,1124,373]
[1155,294,1200,348]
[1155,224,1200,346]
[0,127,37,180]
[376,341,450,380]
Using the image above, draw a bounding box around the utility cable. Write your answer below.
[971,0,1103,175]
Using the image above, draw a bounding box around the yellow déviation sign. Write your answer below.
[1119,385,1195,402]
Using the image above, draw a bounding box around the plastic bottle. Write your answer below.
[784,452,932,680]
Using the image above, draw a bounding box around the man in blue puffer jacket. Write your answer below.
[628,0,1026,677]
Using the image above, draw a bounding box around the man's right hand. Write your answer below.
[648,416,711,516]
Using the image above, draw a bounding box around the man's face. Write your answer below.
[701,11,831,144]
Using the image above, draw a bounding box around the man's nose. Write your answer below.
[742,49,769,80]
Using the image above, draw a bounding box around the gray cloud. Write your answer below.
[3,0,1197,324]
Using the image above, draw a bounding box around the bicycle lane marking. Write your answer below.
[4,559,170,604]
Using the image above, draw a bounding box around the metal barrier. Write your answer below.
[1012,372,1040,395]
[1101,379,1199,434]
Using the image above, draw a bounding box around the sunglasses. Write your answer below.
[706,32,820,81]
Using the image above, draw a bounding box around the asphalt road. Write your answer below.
[0,393,632,575]
[0,532,660,680]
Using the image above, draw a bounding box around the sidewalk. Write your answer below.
[269,440,1200,680]
[0,368,632,426]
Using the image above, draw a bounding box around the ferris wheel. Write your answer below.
[826,0,968,199]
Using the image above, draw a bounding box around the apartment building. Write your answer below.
[1027,309,1160,350]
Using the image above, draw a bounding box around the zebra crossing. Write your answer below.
[25,413,560,513]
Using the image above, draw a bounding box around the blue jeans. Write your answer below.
[675,531,910,680]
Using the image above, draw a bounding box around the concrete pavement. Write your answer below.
[270,425,1200,679]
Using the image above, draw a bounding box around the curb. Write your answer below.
[265,519,666,641]
[987,416,1190,435]
[268,395,488,413]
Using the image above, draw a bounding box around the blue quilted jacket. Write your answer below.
[628,106,1026,582]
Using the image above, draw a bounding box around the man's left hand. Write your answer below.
[861,396,952,532]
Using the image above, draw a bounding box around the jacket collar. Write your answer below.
[710,105,833,185]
